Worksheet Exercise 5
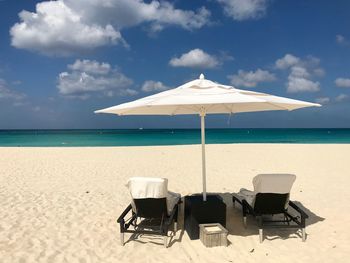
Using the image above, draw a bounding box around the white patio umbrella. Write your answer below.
[95,74,320,201]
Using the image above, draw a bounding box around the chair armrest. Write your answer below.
[232,193,243,205]
[242,199,255,216]
[165,203,178,226]
[288,201,309,219]
[117,204,133,223]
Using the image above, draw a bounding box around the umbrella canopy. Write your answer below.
[95,74,321,200]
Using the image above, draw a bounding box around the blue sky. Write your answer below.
[0,0,350,129]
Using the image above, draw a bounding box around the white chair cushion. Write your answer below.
[253,174,296,194]
[236,174,296,209]
[128,177,168,199]
[127,177,180,216]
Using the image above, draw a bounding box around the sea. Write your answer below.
[0,129,349,147]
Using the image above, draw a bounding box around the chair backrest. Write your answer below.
[127,177,168,218]
[133,198,167,218]
[252,174,296,214]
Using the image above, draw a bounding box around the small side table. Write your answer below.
[199,223,228,247]
[184,194,226,240]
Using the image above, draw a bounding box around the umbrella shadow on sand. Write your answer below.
[167,197,234,247]
[217,192,325,241]
[122,199,186,248]
[123,219,183,247]
[169,193,325,246]
[122,194,324,247]
[168,198,187,247]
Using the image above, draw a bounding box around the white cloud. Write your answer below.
[287,66,320,93]
[13,101,27,107]
[335,78,350,88]
[315,94,349,104]
[0,78,25,100]
[216,0,269,21]
[275,54,300,69]
[141,80,170,92]
[10,1,123,56]
[336,34,350,46]
[65,0,210,31]
[335,94,349,102]
[336,34,345,44]
[275,54,323,93]
[313,68,325,77]
[57,59,136,99]
[33,106,41,112]
[68,59,111,75]
[315,97,330,104]
[12,80,22,85]
[228,68,275,88]
[218,51,235,62]
[169,49,220,69]
[10,0,210,56]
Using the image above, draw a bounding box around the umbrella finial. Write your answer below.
[199,73,205,80]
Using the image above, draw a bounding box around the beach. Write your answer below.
[1,144,349,262]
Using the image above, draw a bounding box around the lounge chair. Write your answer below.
[117,177,181,247]
[232,174,308,242]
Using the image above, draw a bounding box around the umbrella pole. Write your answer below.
[200,112,207,201]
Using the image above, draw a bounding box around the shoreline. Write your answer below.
[1,142,350,148]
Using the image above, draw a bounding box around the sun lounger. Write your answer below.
[117,177,181,247]
[232,174,308,242]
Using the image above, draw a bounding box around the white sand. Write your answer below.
[0,144,349,262]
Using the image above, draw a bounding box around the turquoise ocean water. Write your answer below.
[0,129,349,146]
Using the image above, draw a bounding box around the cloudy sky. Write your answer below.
[0,0,349,129]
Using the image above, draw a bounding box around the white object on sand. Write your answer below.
[127,177,180,215]
[236,173,296,208]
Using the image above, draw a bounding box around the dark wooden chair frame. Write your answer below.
[117,197,180,247]
[232,193,309,243]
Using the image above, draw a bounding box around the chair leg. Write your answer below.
[302,228,306,242]
[242,202,248,228]
[163,235,168,248]
[258,217,263,243]
[174,222,177,233]
[120,232,125,246]
[243,216,247,228]
[259,228,263,243]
